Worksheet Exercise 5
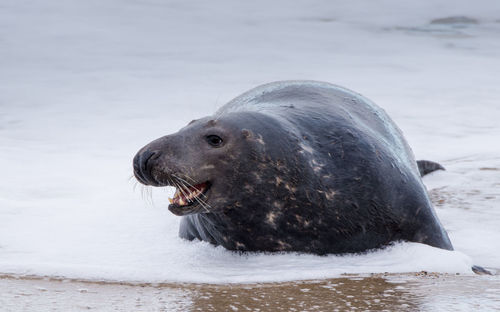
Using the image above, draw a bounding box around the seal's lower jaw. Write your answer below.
[167,181,211,216]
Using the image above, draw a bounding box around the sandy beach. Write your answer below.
[2,273,500,311]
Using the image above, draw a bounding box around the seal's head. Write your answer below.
[133,111,299,216]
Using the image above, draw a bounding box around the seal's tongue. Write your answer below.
[169,182,208,206]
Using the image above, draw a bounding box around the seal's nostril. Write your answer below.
[139,151,151,175]
[144,150,161,177]
[133,150,162,186]
[132,153,145,183]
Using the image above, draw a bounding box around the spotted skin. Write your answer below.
[133,81,453,255]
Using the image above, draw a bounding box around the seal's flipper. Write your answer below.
[472,265,493,275]
[417,160,445,177]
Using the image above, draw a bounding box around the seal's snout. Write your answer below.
[133,149,162,186]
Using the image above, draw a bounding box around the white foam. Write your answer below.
[0,242,473,284]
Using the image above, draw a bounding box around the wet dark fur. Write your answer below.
[134,81,453,255]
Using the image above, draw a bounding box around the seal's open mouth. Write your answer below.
[168,181,210,212]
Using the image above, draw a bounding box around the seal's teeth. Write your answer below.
[186,190,201,201]
[169,182,208,207]
[178,197,186,206]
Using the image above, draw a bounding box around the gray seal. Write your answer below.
[133,81,453,255]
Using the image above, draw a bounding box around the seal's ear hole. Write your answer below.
[241,129,253,139]
[206,135,224,147]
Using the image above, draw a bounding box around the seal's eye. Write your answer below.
[206,135,223,147]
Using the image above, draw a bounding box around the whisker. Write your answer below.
[172,174,208,199]
[175,173,197,184]
[197,196,212,212]
[174,178,191,202]
[196,197,210,213]
[178,179,210,213]
[132,180,139,192]
[140,185,154,205]
[130,175,153,205]
[168,175,212,213]
[180,179,212,209]
[167,176,179,199]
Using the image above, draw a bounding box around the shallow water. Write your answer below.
[2,274,500,311]
[1,0,500,289]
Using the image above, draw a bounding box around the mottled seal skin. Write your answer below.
[133,81,453,255]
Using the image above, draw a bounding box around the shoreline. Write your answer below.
[2,273,499,311]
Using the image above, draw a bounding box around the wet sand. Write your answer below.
[2,273,499,311]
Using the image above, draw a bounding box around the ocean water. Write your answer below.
[1,0,499,283]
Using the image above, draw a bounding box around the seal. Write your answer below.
[133,80,453,255]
